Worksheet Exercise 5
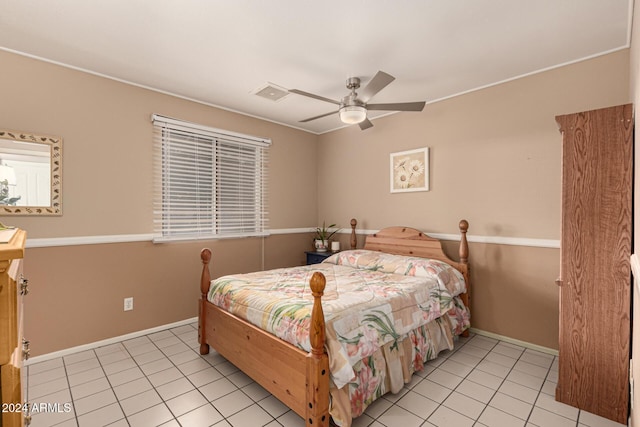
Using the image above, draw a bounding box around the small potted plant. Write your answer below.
[314,221,339,252]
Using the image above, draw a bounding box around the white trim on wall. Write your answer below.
[345,228,560,249]
[430,233,560,249]
[26,234,155,248]
[25,228,560,249]
[469,328,558,356]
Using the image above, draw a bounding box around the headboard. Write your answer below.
[362,220,470,298]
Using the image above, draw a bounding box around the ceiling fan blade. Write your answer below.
[288,89,340,105]
[367,101,426,112]
[299,110,338,123]
[359,71,395,102]
[358,118,373,130]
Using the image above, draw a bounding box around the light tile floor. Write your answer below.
[26,324,627,427]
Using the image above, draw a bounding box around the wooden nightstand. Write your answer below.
[305,251,334,265]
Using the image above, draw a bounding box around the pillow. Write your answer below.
[323,249,466,295]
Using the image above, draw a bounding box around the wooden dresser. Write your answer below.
[0,229,28,427]
[555,104,633,424]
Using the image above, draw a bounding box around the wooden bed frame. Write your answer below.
[198,219,470,426]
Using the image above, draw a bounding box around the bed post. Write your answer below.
[350,218,358,249]
[458,220,469,265]
[306,272,330,427]
[458,220,471,337]
[199,248,212,355]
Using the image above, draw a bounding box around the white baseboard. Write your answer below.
[27,318,557,366]
[26,317,199,366]
[469,327,559,356]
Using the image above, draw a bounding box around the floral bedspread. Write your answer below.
[207,250,469,426]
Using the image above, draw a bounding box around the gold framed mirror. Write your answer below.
[0,129,62,215]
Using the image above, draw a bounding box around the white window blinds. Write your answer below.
[152,114,270,242]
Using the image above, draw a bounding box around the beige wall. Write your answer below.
[24,233,314,355]
[0,50,319,356]
[318,50,630,350]
[317,51,629,238]
[0,46,631,356]
[0,50,318,236]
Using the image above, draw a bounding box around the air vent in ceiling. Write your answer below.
[252,83,289,102]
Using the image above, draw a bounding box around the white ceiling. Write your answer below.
[0,1,633,134]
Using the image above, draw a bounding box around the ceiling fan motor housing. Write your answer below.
[346,77,361,90]
[343,77,364,108]
[341,94,365,108]
[339,80,367,124]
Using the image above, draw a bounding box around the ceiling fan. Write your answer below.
[289,71,426,130]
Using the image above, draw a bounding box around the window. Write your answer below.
[152,114,270,242]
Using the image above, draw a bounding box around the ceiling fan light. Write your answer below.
[339,105,367,124]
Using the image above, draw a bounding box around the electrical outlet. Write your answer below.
[124,297,134,311]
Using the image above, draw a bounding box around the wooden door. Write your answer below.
[556,104,633,424]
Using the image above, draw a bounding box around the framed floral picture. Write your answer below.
[390,147,429,193]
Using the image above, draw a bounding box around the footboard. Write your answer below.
[199,249,330,426]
